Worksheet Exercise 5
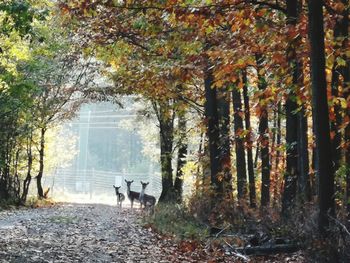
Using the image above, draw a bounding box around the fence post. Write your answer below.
[62,168,65,195]
[90,168,94,200]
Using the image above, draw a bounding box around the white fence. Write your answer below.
[32,169,162,204]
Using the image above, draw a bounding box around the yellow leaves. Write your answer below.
[9,43,30,61]
[285,76,293,85]
[0,32,31,76]
[337,98,348,110]
[125,0,134,7]
[243,18,251,26]
[236,58,247,68]
[336,57,347,67]
[258,67,266,76]
[346,50,350,58]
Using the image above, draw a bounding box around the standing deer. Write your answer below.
[124,180,140,209]
[139,181,156,213]
[113,185,125,208]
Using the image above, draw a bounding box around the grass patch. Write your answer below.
[144,203,208,241]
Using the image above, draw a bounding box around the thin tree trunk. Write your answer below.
[308,0,335,234]
[328,0,350,220]
[22,133,33,203]
[232,84,247,199]
[274,102,282,204]
[254,142,260,168]
[37,127,46,198]
[330,2,348,176]
[243,70,256,207]
[337,0,350,220]
[256,54,270,207]
[174,114,187,203]
[297,106,311,201]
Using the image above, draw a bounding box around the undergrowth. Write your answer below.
[144,203,209,241]
[26,196,55,208]
[0,198,19,210]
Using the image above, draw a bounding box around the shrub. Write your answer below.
[145,203,208,241]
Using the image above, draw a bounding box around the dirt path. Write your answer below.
[0,203,308,263]
[0,203,226,263]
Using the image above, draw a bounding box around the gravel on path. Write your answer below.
[0,203,228,263]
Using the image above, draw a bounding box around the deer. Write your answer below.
[124,179,140,209]
[139,181,156,214]
[113,185,125,208]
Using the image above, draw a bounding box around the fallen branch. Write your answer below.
[223,239,250,262]
[329,215,350,237]
[234,243,301,256]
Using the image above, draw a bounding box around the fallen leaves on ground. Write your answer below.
[0,203,305,262]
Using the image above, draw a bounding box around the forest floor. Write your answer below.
[0,203,305,262]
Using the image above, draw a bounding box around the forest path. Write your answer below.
[0,203,217,263]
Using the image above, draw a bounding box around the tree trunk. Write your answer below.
[337,0,350,220]
[330,2,348,177]
[243,70,256,207]
[155,101,175,203]
[217,88,233,198]
[22,134,33,203]
[256,54,270,207]
[308,0,335,234]
[37,127,46,198]
[282,0,301,216]
[254,142,260,168]
[327,0,350,220]
[174,114,187,203]
[297,106,311,202]
[274,102,282,205]
[204,62,223,197]
[232,84,247,199]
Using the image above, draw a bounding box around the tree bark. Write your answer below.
[330,2,348,177]
[174,114,187,203]
[297,106,311,201]
[242,70,256,207]
[37,127,46,198]
[282,0,301,216]
[217,88,233,198]
[155,101,175,203]
[327,0,350,220]
[308,0,335,234]
[256,54,270,207]
[232,83,247,199]
[273,102,282,205]
[337,0,350,220]
[21,133,33,203]
[204,62,223,197]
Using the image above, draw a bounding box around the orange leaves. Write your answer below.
[272,53,286,65]
[334,2,346,13]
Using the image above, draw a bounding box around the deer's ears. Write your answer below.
[124,179,127,183]
[113,185,116,188]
